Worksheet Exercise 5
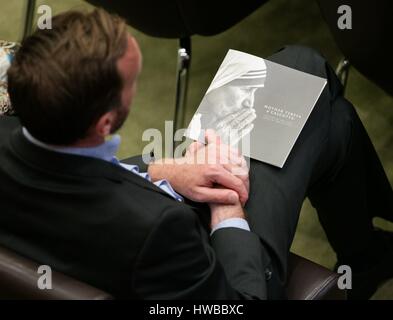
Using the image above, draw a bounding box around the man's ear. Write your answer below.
[95,110,116,138]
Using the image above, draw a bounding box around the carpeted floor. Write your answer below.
[1,0,392,299]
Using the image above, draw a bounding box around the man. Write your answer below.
[1,9,392,300]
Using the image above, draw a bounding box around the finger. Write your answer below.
[217,144,243,165]
[236,108,255,124]
[186,141,204,155]
[216,125,232,144]
[229,145,242,158]
[195,186,239,204]
[222,164,249,186]
[234,111,256,130]
[229,146,249,170]
[239,123,254,138]
[205,129,221,145]
[210,168,248,205]
[215,118,228,131]
[222,109,254,139]
[229,123,254,146]
[243,111,257,125]
[225,109,250,128]
[215,112,239,130]
[218,122,242,145]
[227,150,244,166]
[234,107,249,118]
[223,166,249,205]
[228,129,243,145]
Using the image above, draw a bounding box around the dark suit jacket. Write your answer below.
[0,116,270,299]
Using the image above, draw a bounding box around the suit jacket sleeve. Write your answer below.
[132,206,268,299]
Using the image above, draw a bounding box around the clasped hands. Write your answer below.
[148,130,249,228]
[215,108,256,146]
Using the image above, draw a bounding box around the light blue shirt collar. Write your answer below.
[21,127,185,203]
[22,127,121,163]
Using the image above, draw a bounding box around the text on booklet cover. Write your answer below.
[185,49,327,168]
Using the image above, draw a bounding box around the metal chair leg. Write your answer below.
[174,37,191,135]
[22,0,37,41]
[336,58,350,94]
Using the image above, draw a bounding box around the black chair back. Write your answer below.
[86,0,266,38]
[317,0,393,96]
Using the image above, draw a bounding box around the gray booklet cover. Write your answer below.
[184,49,327,168]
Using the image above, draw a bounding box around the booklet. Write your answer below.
[184,49,327,168]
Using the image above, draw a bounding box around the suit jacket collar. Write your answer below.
[8,128,174,200]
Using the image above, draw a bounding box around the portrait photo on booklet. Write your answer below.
[185,49,327,168]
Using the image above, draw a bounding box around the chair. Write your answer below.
[21,0,267,133]
[286,253,345,300]
[0,244,345,300]
[83,0,268,133]
[317,0,393,96]
[0,245,111,300]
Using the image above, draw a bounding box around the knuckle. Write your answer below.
[233,178,243,188]
[193,192,203,202]
[208,164,220,173]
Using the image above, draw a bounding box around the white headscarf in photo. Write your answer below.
[206,49,267,94]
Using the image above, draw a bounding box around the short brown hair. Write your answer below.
[7,8,128,144]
